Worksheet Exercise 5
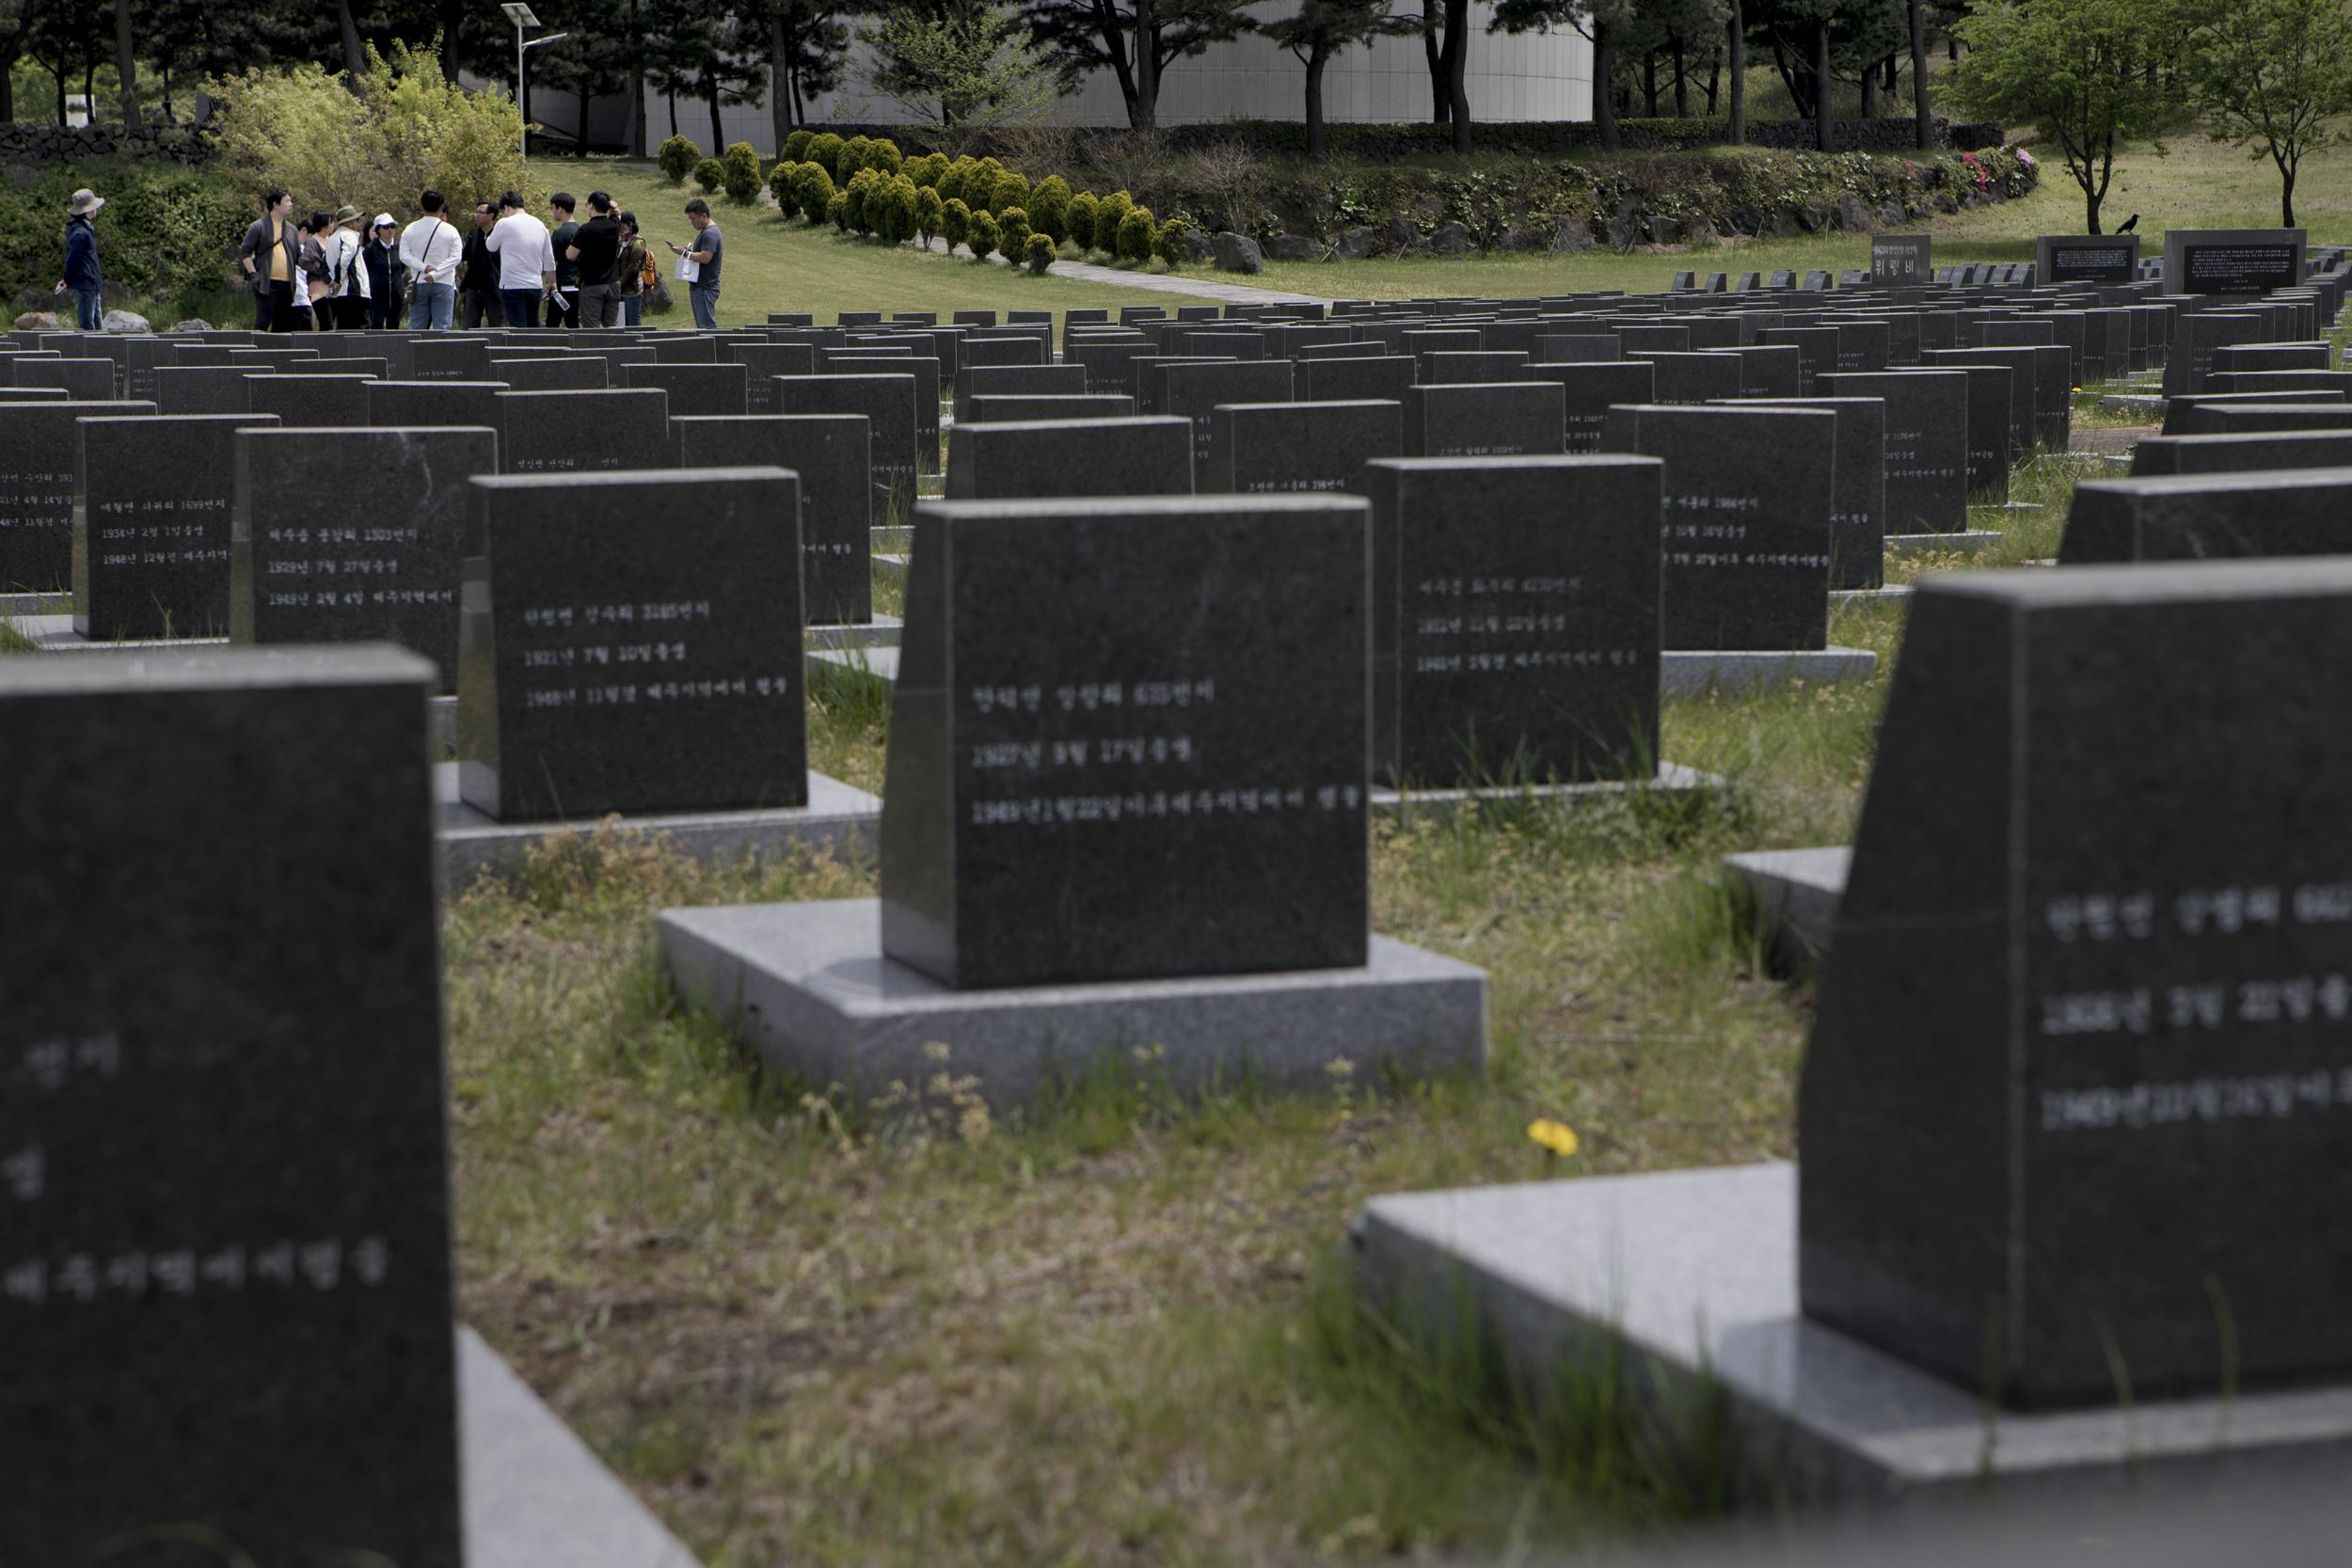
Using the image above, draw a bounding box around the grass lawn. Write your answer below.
[529,156,1227,332]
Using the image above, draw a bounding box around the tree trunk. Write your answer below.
[113,0,139,130]
[1673,37,1688,116]
[1593,20,1618,149]
[54,56,67,127]
[1947,36,1958,60]
[1305,51,1327,159]
[1423,0,1447,125]
[1642,51,1657,116]
[576,86,590,150]
[338,0,366,75]
[1705,50,1719,112]
[1860,55,1877,118]
[666,87,677,140]
[1910,0,1931,148]
[769,12,793,150]
[1727,0,1744,143]
[1443,0,1470,153]
[440,0,466,69]
[1133,0,1159,131]
[1810,17,1832,150]
[706,80,723,150]
[2281,162,2296,227]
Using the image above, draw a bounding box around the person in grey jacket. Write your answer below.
[237,188,303,332]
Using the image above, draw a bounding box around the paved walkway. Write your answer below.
[912,236,1331,309]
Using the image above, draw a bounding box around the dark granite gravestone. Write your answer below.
[457,467,807,820]
[1155,359,1295,466]
[953,364,1088,425]
[411,337,491,381]
[2160,311,2265,399]
[2038,234,2139,284]
[2163,228,2306,294]
[879,495,1370,990]
[1925,361,2016,496]
[2058,468,2352,562]
[1801,558,2352,1408]
[672,414,872,626]
[828,352,942,463]
[495,388,672,475]
[1525,360,1656,452]
[1869,234,1931,285]
[1834,320,1894,372]
[14,356,112,401]
[1401,382,1565,458]
[1366,454,1662,786]
[0,400,153,594]
[366,380,506,449]
[1718,396,1887,591]
[624,361,750,418]
[1600,404,1835,650]
[730,344,817,412]
[1817,370,1970,534]
[1724,345,1803,398]
[1298,356,1417,404]
[246,372,377,428]
[1204,400,1401,497]
[75,413,281,640]
[946,417,1193,499]
[2129,430,2352,477]
[154,364,262,416]
[489,356,610,391]
[0,644,462,1568]
[965,392,1135,423]
[1419,351,1530,385]
[230,426,498,689]
[2162,395,2351,436]
[960,335,1049,370]
[1925,345,2066,452]
[1639,351,1746,404]
[771,372,919,518]
[1760,326,1838,394]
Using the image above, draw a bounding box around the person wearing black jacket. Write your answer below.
[362,214,404,329]
[459,200,500,329]
[567,190,625,328]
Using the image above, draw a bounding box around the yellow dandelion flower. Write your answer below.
[1526,1118,1580,1158]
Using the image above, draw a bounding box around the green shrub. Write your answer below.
[782,128,814,164]
[942,197,971,250]
[988,170,1030,215]
[842,135,872,175]
[768,159,794,199]
[1153,217,1190,268]
[1117,204,1155,262]
[907,152,948,188]
[721,141,763,204]
[1026,232,1055,274]
[875,173,920,244]
[1093,190,1132,252]
[693,156,725,194]
[967,210,1000,261]
[1066,192,1099,251]
[939,155,982,205]
[794,163,834,224]
[658,134,700,183]
[842,167,878,234]
[996,205,1030,259]
[808,132,846,181]
[914,185,946,245]
[827,190,849,231]
[865,139,904,178]
[1027,174,1072,243]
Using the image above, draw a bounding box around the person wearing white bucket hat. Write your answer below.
[60,188,103,331]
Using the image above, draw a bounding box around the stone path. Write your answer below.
[911,236,1331,308]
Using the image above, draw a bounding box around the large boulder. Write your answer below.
[169,317,215,332]
[1212,230,1263,275]
[1265,233,1320,261]
[1645,214,1681,245]
[1183,229,1215,263]
[12,310,61,331]
[1605,215,1640,250]
[1429,221,1473,255]
[1497,226,1545,253]
[1549,217,1596,253]
[1836,194,1870,230]
[1335,226,1375,259]
[101,309,151,333]
[1770,209,1804,238]
[1383,214,1420,249]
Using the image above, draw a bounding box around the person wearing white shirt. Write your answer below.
[398,189,465,331]
[485,191,556,329]
[322,205,370,330]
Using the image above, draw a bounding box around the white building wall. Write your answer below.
[636,2,1589,151]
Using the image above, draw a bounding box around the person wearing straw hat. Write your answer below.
[59,188,103,332]
[322,204,371,330]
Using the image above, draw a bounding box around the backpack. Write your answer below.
[638,244,658,292]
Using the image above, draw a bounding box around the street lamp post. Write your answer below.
[501,3,568,163]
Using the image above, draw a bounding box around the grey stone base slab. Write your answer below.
[1976,501,2045,515]
[810,644,900,692]
[1355,1164,2352,1505]
[806,612,902,650]
[1885,530,2003,556]
[437,762,880,885]
[8,612,228,653]
[1661,646,1877,696]
[1830,583,1915,602]
[873,552,909,581]
[431,695,455,751]
[1724,845,1851,974]
[0,590,67,616]
[2098,393,2164,415]
[659,895,1487,1107]
[460,1326,698,1568]
[1373,761,1722,816]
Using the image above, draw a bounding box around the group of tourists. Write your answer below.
[59,181,725,335]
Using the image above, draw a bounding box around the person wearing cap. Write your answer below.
[362,214,405,329]
[322,204,370,330]
[59,187,103,332]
